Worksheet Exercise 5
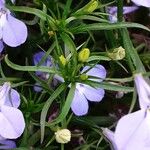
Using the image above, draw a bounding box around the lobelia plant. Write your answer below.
[0,0,150,149]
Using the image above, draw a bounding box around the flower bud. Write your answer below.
[75,0,98,14]
[59,55,67,66]
[55,129,71,144]
[48,31,55,37]
[80,74,88,80]
[78,48,90,62]
[107,46,125,60]
[84,0,98,13]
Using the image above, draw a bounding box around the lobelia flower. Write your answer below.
[107,6,138,23]
[33,52,106,116]
[131,0,150,7]
[0,82,25,139]
[0,139,16,149]
[33,51,54,92]
[0,0,27,49]
[102,74,150,150]
[71,65,106,116]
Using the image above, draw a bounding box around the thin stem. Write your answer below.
[117,0,123,22]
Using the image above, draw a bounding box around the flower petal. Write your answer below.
[0,106,25,139]
[33,51,53,76]
[134,74,150,109]
[115,109,150,150]
[81,65,106,82]
[71,89,88,116]
[3,14,27,47]
[0,82,11,106]
[34,82,42,92]
[131,0,150,7]
[0,40,4,52]
[4,88,20,108]
[0,140,16,149]
[77,84,105,102]
[102,128,118,150]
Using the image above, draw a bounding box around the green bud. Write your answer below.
[78,48,90,62]
[59,55,67,66]
[107,46,125,60]
[75,0,99,14]
[80,74,88,80]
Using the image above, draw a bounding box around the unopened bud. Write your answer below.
[84,0,98,13]
[80,74,88,80]
[75,0,98,14]
[59,55,67,66]
[107,46,125,60]
[78,48,90,62]
[55,129,71,144]
[48,31,55,37]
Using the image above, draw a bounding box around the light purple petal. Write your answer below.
[107,6,138,23]
[0,140,16,149]
[0,40,4,52]
[81,65,106,82]
[0,0,4,6]
[134,74,150,109]
[77,84,104,102]
[115,109,150,150]
[131,0,150,7]
[102,128,118,150]
[71,88,89,116]
[123,6,138,14]
[0,105,25,139]
[3,14,27,47]
[4,88,20,108]
[0,82,11,106]
[34,82,42,92]
[33,51,53,77]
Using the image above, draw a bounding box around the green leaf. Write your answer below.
[60,32,77,56]
[70,22,150,33]
[50,83,76,126]
[5,55,58,74]
[88,55,111,62]
[84,80,134,92]
[40,83,66,143]
[6,5,56,29]
[121,29,146,73]
[7,5,49,20]
[73,116,115,128]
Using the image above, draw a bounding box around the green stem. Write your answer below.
[117,0,123,22]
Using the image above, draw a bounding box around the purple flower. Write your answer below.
[134,74,150,109]
[0,40,4,52]
[71,65,106,116]
[0,139,16,149]
[103,109,150,150]
[131,0,150,7]
[33,51,54,92]
[0,82,25,139]
[0,0,27,48]
[108,6,138,23]
[33,51,53,78]
[102,74,150,150]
